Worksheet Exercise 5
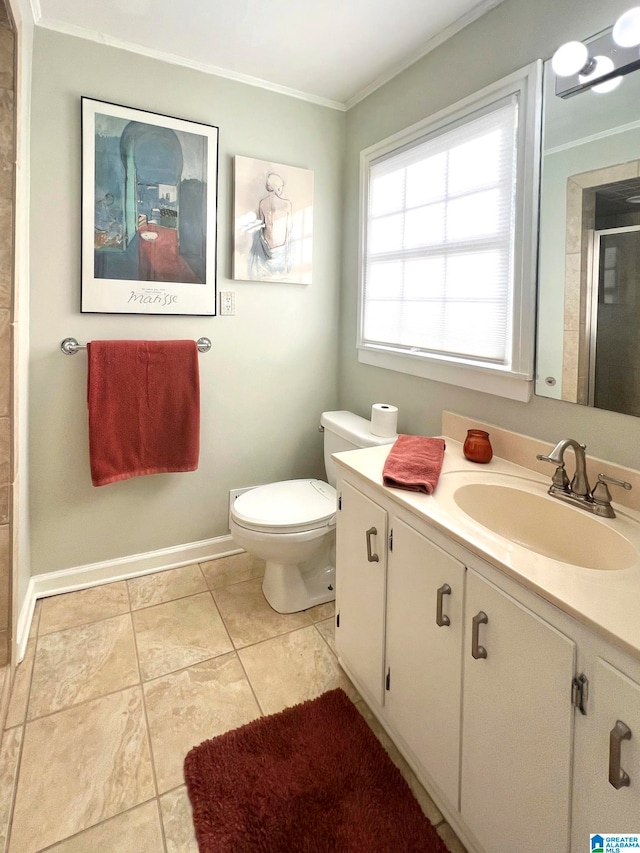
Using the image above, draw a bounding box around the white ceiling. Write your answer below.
[34,0,503,108]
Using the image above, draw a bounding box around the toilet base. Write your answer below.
[262,546,336,614]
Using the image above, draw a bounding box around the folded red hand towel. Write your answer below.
[87,340,200,487]
[382,434,446,494]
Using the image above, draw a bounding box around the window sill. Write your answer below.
[358,346,532,403]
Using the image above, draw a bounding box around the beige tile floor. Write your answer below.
[0,553,467,853]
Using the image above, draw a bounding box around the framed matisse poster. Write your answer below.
[81,97,219,315]
[233,155,313,284]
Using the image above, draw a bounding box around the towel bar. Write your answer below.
[60,337,212,355]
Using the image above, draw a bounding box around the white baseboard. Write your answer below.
[16,534,242,661]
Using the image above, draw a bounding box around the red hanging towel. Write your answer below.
[382,434,446,494]
[87,340,200,487]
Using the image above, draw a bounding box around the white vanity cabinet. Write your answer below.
[384,516,465,809]
[334,480,389,707]
[461,568,575,853]
[571,656,640,844]
[334,469,578,853]
[334,446,640,853]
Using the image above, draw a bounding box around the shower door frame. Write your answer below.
[587,223,640,407]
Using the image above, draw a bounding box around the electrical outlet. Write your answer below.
[220,291,236,316]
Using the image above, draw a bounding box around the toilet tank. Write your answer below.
[320,410,397,487]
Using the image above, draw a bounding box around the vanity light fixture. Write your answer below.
[579,56,623,93]
[552,6,640,97]
[612,6,640,47]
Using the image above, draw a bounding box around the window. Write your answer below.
[358,63,542,401]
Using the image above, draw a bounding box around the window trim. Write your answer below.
[357,61,542,402]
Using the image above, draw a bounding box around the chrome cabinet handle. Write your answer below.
[436,583,451,627]
[365,527,379,563]
[609,720,632,789]
[471,611,488,659]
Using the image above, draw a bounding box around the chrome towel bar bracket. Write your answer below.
[60,337,212,355]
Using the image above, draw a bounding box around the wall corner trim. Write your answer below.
[16,534,242,660]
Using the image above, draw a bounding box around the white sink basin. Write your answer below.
[453,482,639,570]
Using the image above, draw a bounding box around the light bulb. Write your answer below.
[613,6,640,47]
[551,41,590,76]
[579,55,615,85]
[592,75,623,94]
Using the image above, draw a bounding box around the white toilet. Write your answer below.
[230,410,397,613]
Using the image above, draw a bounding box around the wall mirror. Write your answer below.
[536,29,640,416]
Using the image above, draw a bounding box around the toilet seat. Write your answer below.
[231,479,337,535]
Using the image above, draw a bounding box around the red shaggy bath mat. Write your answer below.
[184,687,448,852]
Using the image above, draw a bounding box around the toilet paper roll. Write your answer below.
[371,403,398,437]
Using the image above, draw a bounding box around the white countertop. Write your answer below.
[333,440,640,662]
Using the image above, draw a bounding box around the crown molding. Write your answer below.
[544,117,640,156]
[34,0,504,112]
[345,0,506,110]
[35,16,347,111]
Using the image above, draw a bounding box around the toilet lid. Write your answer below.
[231,479,337,533]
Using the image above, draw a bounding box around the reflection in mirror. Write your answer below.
[536,36,640,416]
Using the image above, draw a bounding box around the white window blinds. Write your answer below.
[363,96,519,366]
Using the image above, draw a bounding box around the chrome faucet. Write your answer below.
[537,439,590,496]
[536,439,631,518]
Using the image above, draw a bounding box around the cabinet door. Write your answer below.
[462,569,575,853]
[335,480,388,706]
[572,658,640,843]
[385,517,465,808]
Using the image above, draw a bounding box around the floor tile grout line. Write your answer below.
[37,610,131,639]
[207,590,235,653]
[197,556,266,587]
[234,645,267,718]
[209,584,320,652]
[34,563,272,639]
[37,581,131,638]
[35,595,331,645]
[311,617,337,653]
[132,590,235,684]
[4,617,43,851]
[128,650,170,848]
[33,562,330,636]
[21,610,142,724]
[15,678,148,726]
[201,574,267,593]
[32,562,235,638]
[128,587,209,612]
[127,563,211,612]
[132,647,240,690]
[9,559,465,853]
[13,571,331,724]
[3,722,25,853]
[153,795,169,853]
[124,565,337,674]
[126,580,168,850]
[33,796,162,853]
[137,567,318,717]
[218,616,318,655]
[23,581,169,850]
[25,612,140,715]
[30,600,42,640]
[128,568,239,849]
[5,634,36,729]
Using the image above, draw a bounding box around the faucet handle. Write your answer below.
[597,473,632,490]
[592,473,632,501]
[536,454,570,491]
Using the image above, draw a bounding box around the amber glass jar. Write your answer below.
[463,429,493,463]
